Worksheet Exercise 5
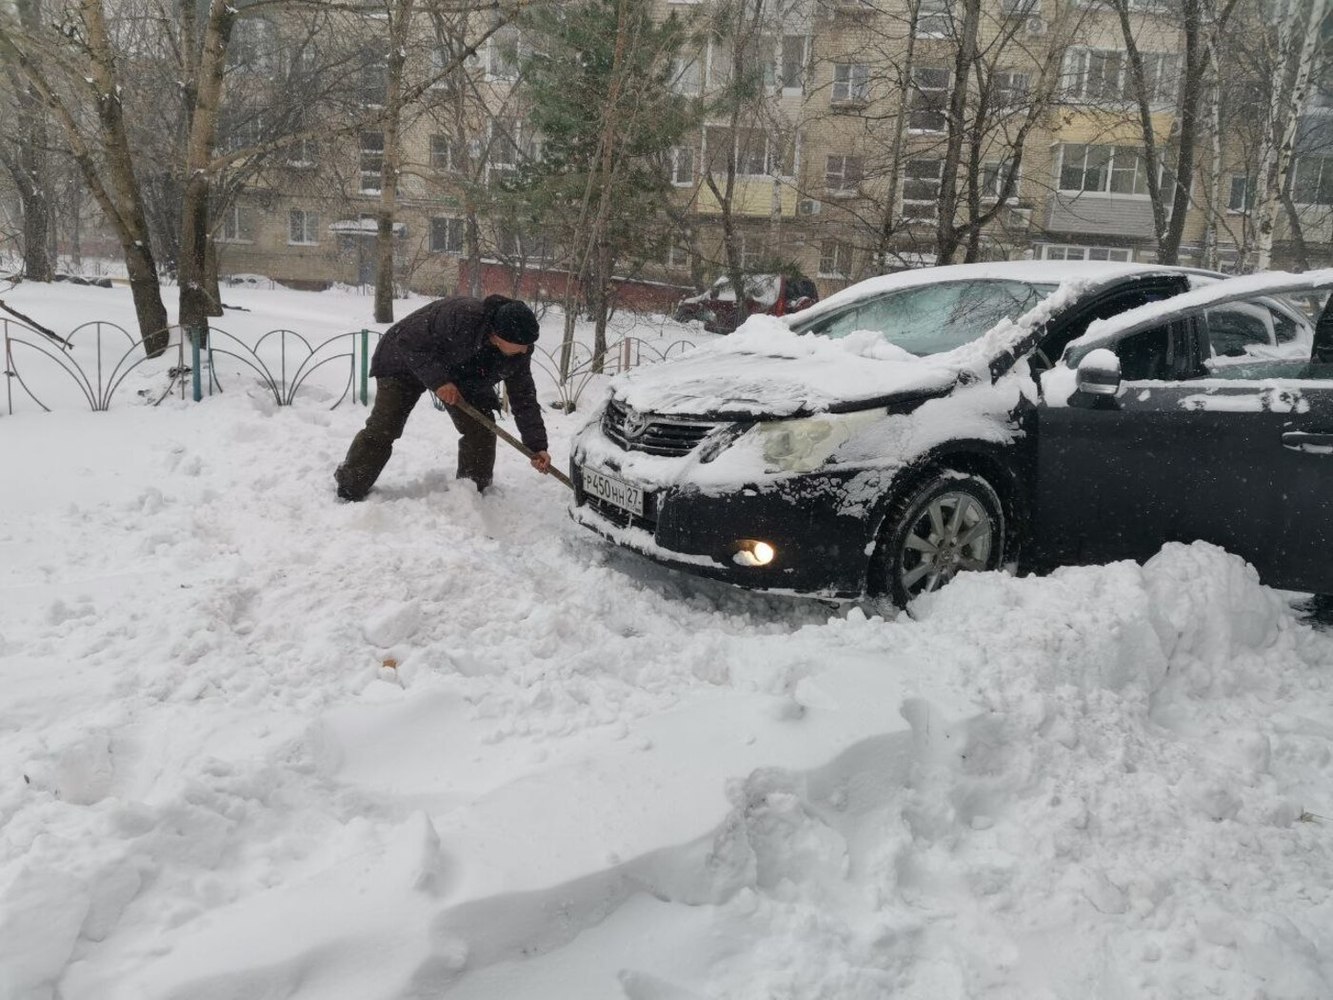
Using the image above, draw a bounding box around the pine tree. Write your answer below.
[515,0,696,377]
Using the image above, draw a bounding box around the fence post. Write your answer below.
[4,327,12,416]
[360,329,370,405]
[189,326,203,402]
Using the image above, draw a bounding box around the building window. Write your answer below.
[229,18,277,74]
[1057,143,1176,199]
[218,204,253,243]
[980,159,1018,200]
[902,159,943,221]
[431,134,463,172]
[916,0,951,37]
[430,39,478,86]
[430,216,464,253]
[665,241,689,268]
[223,113,265,154]
[909,67,950,132]
[779,35,808,92]
[487,119,522,185]
[1293,155,1333,206]
[992,70,1030,110]
[285,137,318,168]
[735,128,767,175]
[359,132,384,194]
[1227,176,1250,213]
[1002,0,1040,12]
[832,63,869,104]
[670,145,695,186]
[357,52,387,107]
[703,126,792,178]
[429,45,452,86]
[819,239,852,278]
[1062,48,1178,104]
[487,23,521,81]
[825,154,863,195]
[1039,244,1132,262]
[288,209,318,245]
[669,54,702,95]
[706,36,733,88]
[735,234,763,271]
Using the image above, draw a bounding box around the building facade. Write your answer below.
[217,0,1333,304]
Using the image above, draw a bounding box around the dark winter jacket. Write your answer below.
[370,296,548,452]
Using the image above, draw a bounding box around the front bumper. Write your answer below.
[569,459,877,597]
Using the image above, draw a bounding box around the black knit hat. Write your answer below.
[483,294,540,346]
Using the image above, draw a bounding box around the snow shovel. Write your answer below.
[449,396,575,492]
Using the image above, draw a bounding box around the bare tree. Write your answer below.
[0,0,171,353]
[1252,0,1326,270]
[0,0,53,281]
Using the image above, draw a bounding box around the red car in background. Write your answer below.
[674,273,819,334]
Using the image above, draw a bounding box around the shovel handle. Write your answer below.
[452,397,575,492]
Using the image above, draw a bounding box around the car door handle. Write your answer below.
[1282,431,1333,454]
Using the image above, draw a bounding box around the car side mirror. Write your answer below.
[1076,349,1121,394]
[1071,349,1121,408]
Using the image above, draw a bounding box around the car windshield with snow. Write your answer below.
[570,262,1333,604]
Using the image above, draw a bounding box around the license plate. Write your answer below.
[582,466,644,517]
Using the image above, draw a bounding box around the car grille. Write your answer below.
[602,400,719,456]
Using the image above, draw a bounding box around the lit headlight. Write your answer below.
[754,411,881,473]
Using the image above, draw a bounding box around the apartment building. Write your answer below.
[217,0,1332,302]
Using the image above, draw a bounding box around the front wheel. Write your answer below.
[873,472,1006,607]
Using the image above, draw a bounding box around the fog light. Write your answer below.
[733,540,777,567]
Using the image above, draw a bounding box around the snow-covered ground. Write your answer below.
[1,280,1331,1000]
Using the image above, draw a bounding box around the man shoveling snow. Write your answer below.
[334,294,552,500]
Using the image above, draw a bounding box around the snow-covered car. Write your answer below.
[569,262,1333,603]
[673,273,819,334]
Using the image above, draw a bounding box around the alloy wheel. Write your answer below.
[897,489,996,599]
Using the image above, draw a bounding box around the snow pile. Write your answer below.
[0,281,1330,1000]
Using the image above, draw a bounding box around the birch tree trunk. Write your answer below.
[1202,45,1223,270]
[1254,0,1322,271]
[934,0,981,266]
[1162,0,1205,265]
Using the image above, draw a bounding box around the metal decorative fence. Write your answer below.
[2,316,695,415]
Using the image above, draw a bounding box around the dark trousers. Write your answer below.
[335,377,497,498]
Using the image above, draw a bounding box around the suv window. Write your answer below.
[1041,282,1181,370]
[1272,307,1300,345]
[1113,325,1176,380]
[1206,305,1272,358]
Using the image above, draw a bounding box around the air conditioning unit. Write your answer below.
[1026,15,1047,35]
[797,198,822,216]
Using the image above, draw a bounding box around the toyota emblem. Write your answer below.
[622,407,650,440]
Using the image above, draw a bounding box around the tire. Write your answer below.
[872,471,1006,607]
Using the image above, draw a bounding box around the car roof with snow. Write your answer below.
[1066,268,1333,362]
[790,260,1204,329]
